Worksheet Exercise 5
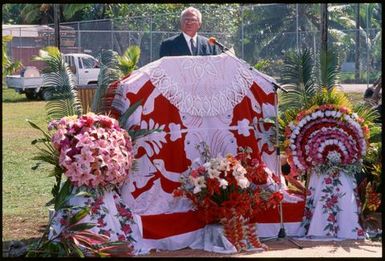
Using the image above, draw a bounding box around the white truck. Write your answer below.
[5,53,100,100]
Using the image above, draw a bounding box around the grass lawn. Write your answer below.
[1,87,367,243]
[2,88,54,241]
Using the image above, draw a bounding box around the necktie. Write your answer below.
[190,38,197,55]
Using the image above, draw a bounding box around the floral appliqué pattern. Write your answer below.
[50,189,136,243]
[300,171,364,238]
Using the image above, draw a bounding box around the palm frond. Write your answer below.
[46,98,82,121]
[33,46,82,120]
[92,49,121,113]
[353,102,381,127]
[280,48,315,91]
[116,45,141,76]
[62,4,89,20]
[317,49,341,90]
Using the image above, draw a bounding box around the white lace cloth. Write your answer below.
[136,53,276,117]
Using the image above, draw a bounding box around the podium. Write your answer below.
[108,54,305,253]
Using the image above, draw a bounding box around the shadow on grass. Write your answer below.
[2,224,47,257]
[2,237,40,257]
[2,97,40,103]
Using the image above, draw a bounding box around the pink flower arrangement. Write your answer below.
[49,113,134,189]
[284,104,369,176]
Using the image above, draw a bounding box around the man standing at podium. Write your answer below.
[159,7,219,58]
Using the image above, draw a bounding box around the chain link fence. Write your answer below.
[3,3,381,84]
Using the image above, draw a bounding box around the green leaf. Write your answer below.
[128,128,162,140]
[54,179,73,211]
[69,207,90,225]
[68,222,97,232]
[259,117,276,124]
[119,100,142,127]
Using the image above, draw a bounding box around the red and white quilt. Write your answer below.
[109,54,304,252]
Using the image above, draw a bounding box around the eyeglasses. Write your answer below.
[182,18,199,24]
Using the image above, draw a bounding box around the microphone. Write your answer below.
[208,37,229,52]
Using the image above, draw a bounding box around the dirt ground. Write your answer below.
[145,239,382,258]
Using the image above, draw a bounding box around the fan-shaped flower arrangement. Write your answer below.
[49,113,134,190]
[284,104,370,176]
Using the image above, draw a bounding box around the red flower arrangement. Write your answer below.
[174,147,282,251]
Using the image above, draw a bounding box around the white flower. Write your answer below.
[193,186,202,194]
[218,159,227,171]
[233,164,247,176]
[203,162,211,169]
[237,178,250,189]
[219,178,228,189]
[326,151,341,164]
[208,168,220,178]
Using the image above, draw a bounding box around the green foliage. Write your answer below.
[117,45,141,76]
[280,48,343,115]
[33,46,83,120]
[317,49,341,90]
[20,4,91,24]
[92,49,121,113]
[254,59,270,72]
[2,35,22,84]
[92,46,141,114]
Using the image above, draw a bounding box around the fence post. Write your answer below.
[241,4,244,59]
[111,19,114,51]
[150,16,153,62]
[296,4,299,53]
[366,4,370,87]
[78,21,81,52]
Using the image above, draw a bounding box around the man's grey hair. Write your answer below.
[180,7,202,23]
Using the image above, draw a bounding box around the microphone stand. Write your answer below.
[218,46,302,249]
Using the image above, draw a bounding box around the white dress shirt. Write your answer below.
[182,32,197,55]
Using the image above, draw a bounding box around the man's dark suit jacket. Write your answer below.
[159,33,220,58]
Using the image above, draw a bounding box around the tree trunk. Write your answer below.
[320,4,328,54]
[54,4,61,51]
[355,4,360,81]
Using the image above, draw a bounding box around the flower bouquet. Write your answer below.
[284,104,370,177]
[174,147,282,252]
[29,113,136,256]
[49,113,134,190]
[284,104,371,239]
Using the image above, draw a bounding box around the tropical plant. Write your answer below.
[20,4,91,24]
[2,35,22,85]
[32,46,83,120]
[27,46,83,207]
[92,46,140,114]
[279,48,342,115]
